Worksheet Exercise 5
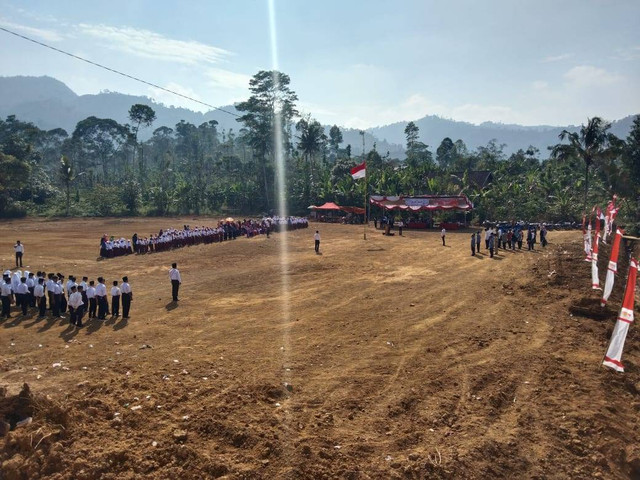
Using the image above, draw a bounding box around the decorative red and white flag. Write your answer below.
[601,228,624,306]
[603,258,637,372]
[584,224,592,262]
[350,161,366,180]
[603,195,619,244]
[591,208,602,289]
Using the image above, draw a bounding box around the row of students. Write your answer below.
[1,270,132,327]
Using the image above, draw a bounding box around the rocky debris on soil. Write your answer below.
[173,429,188,442]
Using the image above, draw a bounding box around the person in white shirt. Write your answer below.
[15,277,29,316]
[68,285,85,327]
[314,231,320,254]
[441,227,446,246]
[52,276,63,318]
[121,276,132,318]
[27,272,35,307]
[111,281,121,317]
[1,276,13,319]
[86,281,97,318]
[96,277,108,319]
[34,278,46,317]
[169,263,181,302]
[14,240,24,267]
[46,273,56,311]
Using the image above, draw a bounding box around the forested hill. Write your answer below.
[0,75,636,157]
[367,114,637,156]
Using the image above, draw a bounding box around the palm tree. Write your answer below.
[296,117,326,192]
[550,117,615,210]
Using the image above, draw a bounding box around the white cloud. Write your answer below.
[205,68,251,90]
[532,80,549,91]
[541,53,573,63]
[0,18,64,42]
[76,24,232,65]
[612,45,640,61]
[563,65,624,88]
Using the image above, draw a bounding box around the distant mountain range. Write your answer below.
[0,75,636,157]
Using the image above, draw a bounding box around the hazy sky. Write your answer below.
[0,0,638,128]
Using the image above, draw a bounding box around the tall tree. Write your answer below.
[329,125,343,161]
[236,70,298,209]
[128,104,156,178]
[59,155,84,216]
[404,121,419,150]
[436,137,457,169]
[551,117,616,210]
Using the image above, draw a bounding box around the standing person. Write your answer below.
[14,240,24,267]
[34,278,46,317]
[67,285,79,326]
[484,227,490,250]
[488,233,495,258]
[121,276,132,319]
[15,277,29,316]
[27,272,35,307]
[471,233,476,256]
[441,227,446,246]
[74,286,86,327]
[52,276,63,318]
[96,277,108,319]
[1,276,13,319]
[476,230,481,253]
[398,219,404,236]
[87,281,97,319]
[46,273,55,311]
[541,225,548,247]
[314,231,321,254]
[111,281,121,317]
[169,263,181,302]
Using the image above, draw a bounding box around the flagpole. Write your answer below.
[364,166,367,240]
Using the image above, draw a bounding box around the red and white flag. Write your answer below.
[591,208,602,289]
[350,161,366,180]
[603,258,637,372]
[603,195,619,244]
[601,228,624,306]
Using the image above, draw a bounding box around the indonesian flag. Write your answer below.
[601,228,624,306]
[592,208,602,289]
[350,161,366,180]
[603,258,637,372]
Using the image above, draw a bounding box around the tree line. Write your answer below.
[0,70,638,234]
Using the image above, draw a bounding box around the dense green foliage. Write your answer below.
[0,70,638,232]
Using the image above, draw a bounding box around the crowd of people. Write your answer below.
[99,216,308,258]
[1,269,132,327]
[471,224,548,257]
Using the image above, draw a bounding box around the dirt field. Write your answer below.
[0,217,638,479]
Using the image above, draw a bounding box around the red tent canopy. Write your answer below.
[313,202,342,210]
[370,195,473,211]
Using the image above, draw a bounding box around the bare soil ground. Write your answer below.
[0,218,638,479]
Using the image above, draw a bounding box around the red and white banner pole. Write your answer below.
[601,228,624,306]
[591,208,602,289]
[603,258,637,372]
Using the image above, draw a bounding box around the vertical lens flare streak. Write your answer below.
[268,0,292,421]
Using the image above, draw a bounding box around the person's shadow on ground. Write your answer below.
[113,318,128,331]
[165,301,178,311]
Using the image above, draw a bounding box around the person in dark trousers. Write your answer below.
[471,233,476,256]
[16,277,29,316]
[111,281,121,317]
[476,231,481,254]
[35,278,46,317]
[314,231,320,254]
[52,276,63,318]
[73,285,86,327]
[398,220,404,236]
[27,272,35,307]
[121,276,132,318]
[488,233,495,258]
[14,240,24,267]
[96,277,108,319]
[441,227,446,246]
[87,281,97,319]
[1,276,13,319]
[169,263,181,301]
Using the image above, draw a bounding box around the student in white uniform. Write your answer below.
[111,281,121,317]
[14,240,24,267]
[34,278,46,317]
[121,276,132,319]
[2,276,14,318]
[169,263,181,302]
